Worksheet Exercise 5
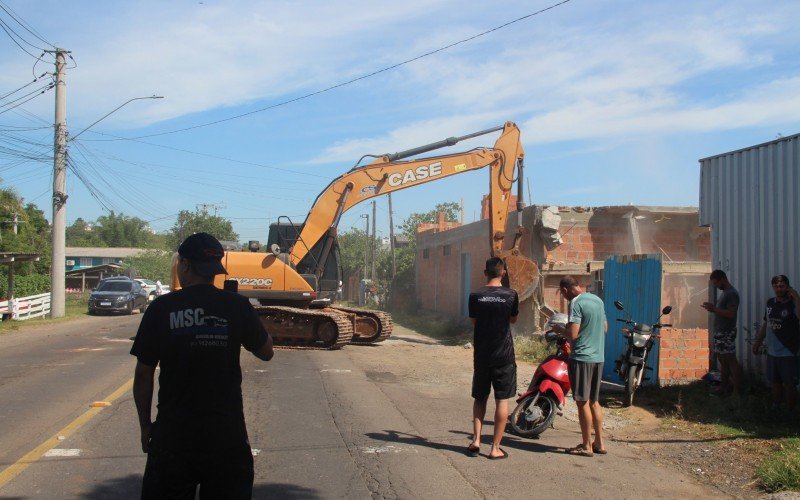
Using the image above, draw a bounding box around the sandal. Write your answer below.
[592,445,608,455]
[567,445,593,457]
[488,449,509,460]
[466,444,480,457]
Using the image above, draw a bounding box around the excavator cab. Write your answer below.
[267,222,342,302]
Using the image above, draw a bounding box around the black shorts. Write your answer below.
[142,441,254,499]
[569,359,603,402]
[472,363,517,400]
[767,355,799,386]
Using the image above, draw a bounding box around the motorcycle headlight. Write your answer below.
[632,333,650,348]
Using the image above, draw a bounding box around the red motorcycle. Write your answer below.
[509,316,571,438]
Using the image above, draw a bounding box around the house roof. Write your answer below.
[0,252,40,264]
[65,264,123,276]
[65,247,165,258]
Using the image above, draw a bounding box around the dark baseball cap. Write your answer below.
[178,232,227,276]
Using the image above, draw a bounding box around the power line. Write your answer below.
[0,1,54,48]
[0,82,54,110]
[0,72,49,102]
[99,0,573,140]
[0,82,54,116]
[0,17,43,58]
[77,130,329,179]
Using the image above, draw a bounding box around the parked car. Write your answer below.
[134,279,170,301]
[88,277,148,315]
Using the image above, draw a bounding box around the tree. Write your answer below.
[167,209,238,250]
[398,201,461,239]
[337,228,371,279]
[66,218,106,247]
[94,212,157,248]
[122,250,173,282]
[0,188,52,294]
[0,189,52,274]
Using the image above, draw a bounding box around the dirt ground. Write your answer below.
[382,325,794,499]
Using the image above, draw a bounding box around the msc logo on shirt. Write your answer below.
[478,296,508,303]
[169,308,229,330]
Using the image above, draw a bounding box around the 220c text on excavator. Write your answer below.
[171,121,540,349]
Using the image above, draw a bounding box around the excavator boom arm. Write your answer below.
[290,122,525,265]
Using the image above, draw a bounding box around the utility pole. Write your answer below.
[388,193,396,280]
[360,213,369,279]
[371,200,377,280]
[50,48,68,318]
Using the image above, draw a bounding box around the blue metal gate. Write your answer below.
[460,253,471,317]
[602,254,663,385]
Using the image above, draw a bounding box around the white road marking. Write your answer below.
[102,337,133,343]
[44,449,81,457]
[320,369,351,373]
[361,445,417,454]
[67,347,109,353]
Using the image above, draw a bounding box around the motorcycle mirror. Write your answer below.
[662,305,672,315]
[614,300,625,310]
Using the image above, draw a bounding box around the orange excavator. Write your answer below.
[172,121,539,348]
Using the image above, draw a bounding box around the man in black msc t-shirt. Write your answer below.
[466,257,519,460]
[131,232,274,499]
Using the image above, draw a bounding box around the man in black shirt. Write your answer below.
[467,257,519,459]
[131,232,273,499]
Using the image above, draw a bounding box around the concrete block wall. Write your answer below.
[657,328,710,384]
[416,218,493,317]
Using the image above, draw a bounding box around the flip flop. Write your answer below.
[567,445,593,457]
[488,449,509,460]
[466,444,480,457]
[592,445,608,455]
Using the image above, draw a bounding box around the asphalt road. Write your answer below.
[0,314,723,499]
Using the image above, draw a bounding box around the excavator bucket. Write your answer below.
[503,252,540,302]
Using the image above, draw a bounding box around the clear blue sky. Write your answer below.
[1,0,798,244]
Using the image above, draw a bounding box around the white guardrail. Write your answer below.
[0,293,51,320]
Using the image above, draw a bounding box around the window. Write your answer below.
[423,249,429,259]
[102,258,114,265]
[443,245,451,256]
[80,257,92,267]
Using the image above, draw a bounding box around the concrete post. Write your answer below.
[50,48,68,318]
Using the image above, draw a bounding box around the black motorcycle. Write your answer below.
[613,301,672,406]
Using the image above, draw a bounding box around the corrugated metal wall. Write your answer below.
[601,254,663,385]
[699,133,800,377]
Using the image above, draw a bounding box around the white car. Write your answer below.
[134,279,170,301]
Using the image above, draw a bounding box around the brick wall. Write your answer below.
[657,328,709,385]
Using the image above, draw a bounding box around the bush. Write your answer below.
[0,273,50,298]
[757,439,800,492]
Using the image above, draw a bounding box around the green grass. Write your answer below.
[0,292,90,334]
[514,335,555,364]
[636,380,799,439]
[757,438,800,492]
[634,380,800,492]
[390,308,555,362]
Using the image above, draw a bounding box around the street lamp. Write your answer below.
[50,95,164,318]
[69,95,164,141]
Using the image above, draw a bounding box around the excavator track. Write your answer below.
[255,305,353,350]
[329,306,393,344]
